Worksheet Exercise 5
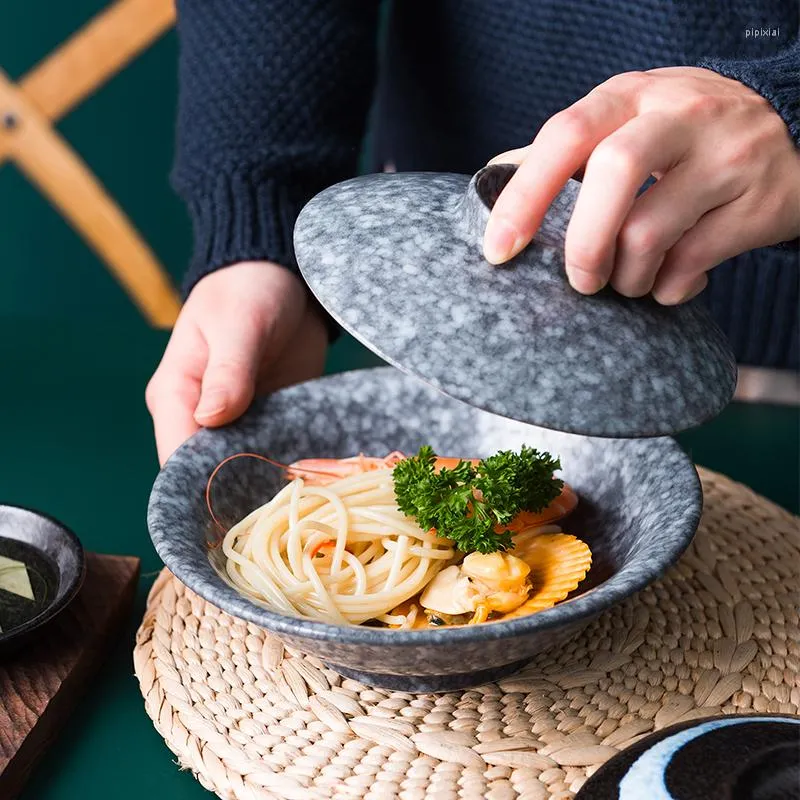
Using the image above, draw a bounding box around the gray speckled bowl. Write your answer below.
[148,368,701,692]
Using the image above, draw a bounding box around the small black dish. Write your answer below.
[0,504,85,656]
[574,714,800,800]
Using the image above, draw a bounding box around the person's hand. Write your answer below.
[146,261,328,464]
[484,67,800,304]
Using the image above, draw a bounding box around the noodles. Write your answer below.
[221,467,456,624]
[216,449,591,629]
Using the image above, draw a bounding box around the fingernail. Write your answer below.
[656,276,707,306]
[484,218,522,264]
[566,265,606,294]
[195,389,228,420]
[683,277,708,301]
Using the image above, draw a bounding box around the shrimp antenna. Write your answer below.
[204,452,355,547]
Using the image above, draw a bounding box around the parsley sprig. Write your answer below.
[393,445,563,554]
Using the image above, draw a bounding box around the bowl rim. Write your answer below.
[0,503,86,644]
[148,368,703,646]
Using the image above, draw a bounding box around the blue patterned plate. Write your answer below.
[575,714,800,800]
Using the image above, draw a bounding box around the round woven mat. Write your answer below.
[134,468,799,800]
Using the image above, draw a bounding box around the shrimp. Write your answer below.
[285,453,577,524]
[504,483,578,529]
[285,452,478,484]
[285,452,407,485]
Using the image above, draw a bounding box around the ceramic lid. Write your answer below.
[294,164,737,437]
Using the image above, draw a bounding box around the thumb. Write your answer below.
[194,327,263,427]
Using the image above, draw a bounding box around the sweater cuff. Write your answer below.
[697,42,800,251]
[697,42,800,147]
[177,169,341,342]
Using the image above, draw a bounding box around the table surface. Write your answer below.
[3,319,796,800]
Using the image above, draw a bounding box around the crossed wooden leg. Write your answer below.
[0,0,180,327]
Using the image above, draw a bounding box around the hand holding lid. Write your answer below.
[294,164,736,437]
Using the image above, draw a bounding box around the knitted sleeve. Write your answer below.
[698,38,799,248]
[697,39,800,147]
[171,0,380,297]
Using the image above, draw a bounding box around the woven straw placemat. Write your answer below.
[134,468,799,800]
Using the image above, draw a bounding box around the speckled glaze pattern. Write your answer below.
[294,165,737,438]
[148,368,701,692]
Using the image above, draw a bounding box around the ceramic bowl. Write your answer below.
[148,368,701,692]
[0,505,85,656]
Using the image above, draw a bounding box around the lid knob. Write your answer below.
[458,163,581,251]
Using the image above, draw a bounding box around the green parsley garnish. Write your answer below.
[392,445,563,554]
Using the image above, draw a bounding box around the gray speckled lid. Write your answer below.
[294,164,737,437]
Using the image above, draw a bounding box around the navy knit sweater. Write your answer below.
[172,1,800,368]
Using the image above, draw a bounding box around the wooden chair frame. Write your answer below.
[0,0,180,327]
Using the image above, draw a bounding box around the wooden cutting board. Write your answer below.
[0,552,140,799]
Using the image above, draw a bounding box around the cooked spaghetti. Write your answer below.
[216,449,592,628]
[221,466,456,625]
